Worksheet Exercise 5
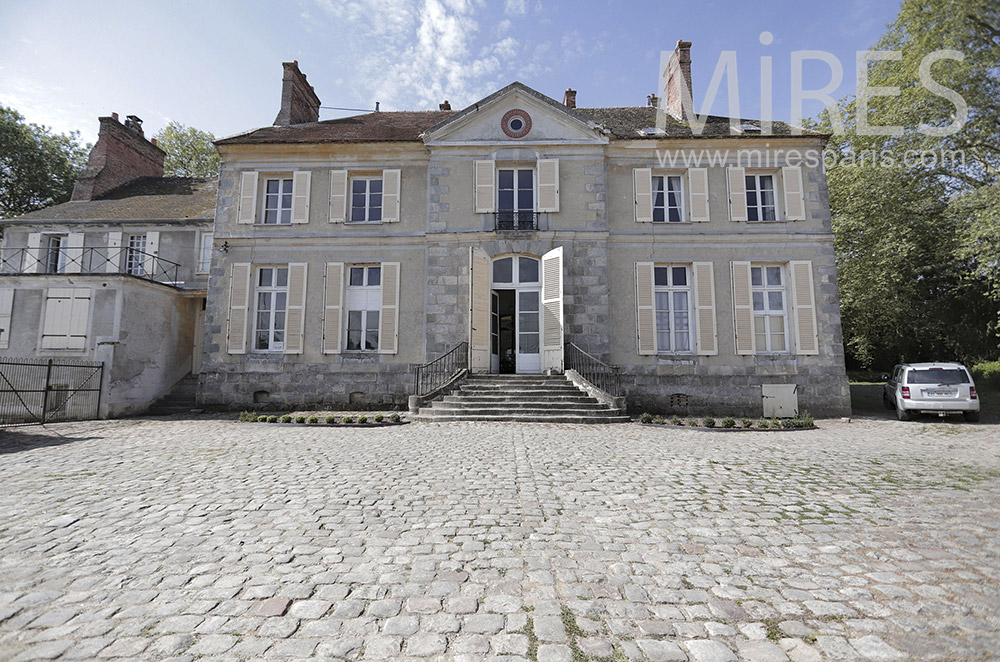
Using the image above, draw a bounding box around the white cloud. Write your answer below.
[504,0,526,16]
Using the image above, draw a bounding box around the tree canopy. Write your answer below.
[153,121,220,178]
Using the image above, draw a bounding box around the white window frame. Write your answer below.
[260,177,294,225]
[751,263,789,353]
[44,234,68,274]
[197,232,214,273]
[348,176,384,224]
[252,266,289,352]
[345,265,382,351]
[653,265,693,354]
[125,234,146,276]
[652,174,686,223]
[745,172,779,222]
[496,167,535,213]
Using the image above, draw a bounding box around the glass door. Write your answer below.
[516,289,541,373]
[490,291,500,374]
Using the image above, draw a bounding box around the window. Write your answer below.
[654,266,691,352]
[198,232,214,273]
[41,288,91,350]
[350,177,383,223]
[906,368,971,385]
[345,265,381,351]
[751,265,787,352]
[492,255,539,285]
[253,267,288,351]
[45,235,67,274]
[262,178,293,224]
[125,234,146,276]
[745,174,777,221]
[498,168,534,214]
[653,175,684,223]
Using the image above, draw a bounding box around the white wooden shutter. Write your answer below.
[143,231,160,278]
[790,260,819,355]
[469,247,491,371]
[25,233,42,273]
[692,262,717,355]
[782,166,806,221]
[238,172,258,224]
[106,231,122,273]
[323,262,344,354]
[0,288,13,349]
[541,246,564,371]
[382,169,401,222]
[731,261,755,355]
[284,263,308,354]
[65,233,84,274]
[633,168,653,223]
[474,160,495,214]
[227,263,252,354]
[635,262,656,355]
[688,168,710,222]
[727,167,748,222]
[291,171,311,224]
[537,159,559,213]
[378,262,400,354]
[68,290,90,350]
[329,170,348,223]
[41,288,90,350]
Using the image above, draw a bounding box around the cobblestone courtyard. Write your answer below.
[1,417,998,661]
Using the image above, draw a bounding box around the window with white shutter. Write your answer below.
[727,167,748,222]
[688,168,710,222]
[382,169,401,222]
[238,172,258,224]
[284,263,308,354]
[323,263,344,354]
[41,288,91,350]
[537,159,559,212]
[790,261,819,355]
[379,262,400,354]
[782,166,806,221]
[731,261,755,355]
[0,288,13,350]
[474,160,495,213]
[330,170,348,223]
[692,262,718,355]
[635,262,656,355]
[633,168,653,223]
[291,171,312,224]
[227,263,252,354]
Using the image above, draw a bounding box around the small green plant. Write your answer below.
[703,417,716,428]
[389,413,401,423]
[256,415,269,423]
[357,415,368,424]
[670,415,682,426]
[307,415,319,424]
[266,415,278,423]
[652,415,665,425]
[721,417,736,428]
[374,414,384,423]
[770,417,781,429]
[325,415,337,424]
[639,412,653,424]
[342,415,355,423]
[686,418,699,427]
[742,418,754,428]
[280,414,292,424]
[295,415,306,424]
[238,410,258,422]
[757,418,769,428]
[800,410,815,427]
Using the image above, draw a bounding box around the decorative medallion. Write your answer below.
[501,109,532,138]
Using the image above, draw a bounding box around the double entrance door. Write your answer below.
[490,288,540,373]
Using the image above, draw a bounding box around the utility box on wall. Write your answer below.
[762,384,798,417]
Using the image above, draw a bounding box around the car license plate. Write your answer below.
[925,389,954,397]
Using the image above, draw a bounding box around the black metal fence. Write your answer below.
[1,246,181,285]
[0,358,103,427]
[413,342,468,396]
[565,341,622,397]
[495,211,538,231]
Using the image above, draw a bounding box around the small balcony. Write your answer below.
[1,246,182,285]
[494,211,538,232]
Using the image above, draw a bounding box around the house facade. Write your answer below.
[201,48,851,417]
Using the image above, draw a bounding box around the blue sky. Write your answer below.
[0,0,902,145]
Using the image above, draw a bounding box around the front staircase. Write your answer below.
[412,373,629,423]
[146,374,200,415]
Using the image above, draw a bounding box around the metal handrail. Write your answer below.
[1,246,181,285]
[413,342,468,396]
[495,211,538,231]
[565,341,622,397]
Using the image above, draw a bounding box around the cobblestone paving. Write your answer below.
[1,417,998,661]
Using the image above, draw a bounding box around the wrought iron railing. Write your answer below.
[1,246,181,285]
[565,341,622,397]
[495,211,538,231]
[413,342,468,396]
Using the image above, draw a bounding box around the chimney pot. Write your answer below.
[563,88,577,109]
[439,100,451,111]
[647,93,659,107]
[111,112,119,121]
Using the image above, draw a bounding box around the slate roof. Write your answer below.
[216,111,458,145]
[5,177,217,223]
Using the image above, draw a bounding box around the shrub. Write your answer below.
[639,412,654,424]
[357,416,368,424]
[652,415,665,425]
[238,411,258,422]
[389,413,401,423]
[266,415,278,423]
[307,415,319,424]
[703,417,716,428]
[374,414,384,423]
[279,415,292,424]
[721,417,736,428]
[325,415,337,424]
[686,418,699,427]
[342,416,355,424]
[770,417,781,429]
[741,418,754,428]
[670,415,682,426]
[295,415,306,424]
[971,360,1000,388]
[757,418,769,428]
[256,415,269,423]
[799,411,815,428]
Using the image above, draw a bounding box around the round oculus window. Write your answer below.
[501,109,531,138]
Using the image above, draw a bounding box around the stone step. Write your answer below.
[431,400,606,411]
[442,395,599,404]
[421,406,626,417]
[456,385,584,393]
[412,413,631,423]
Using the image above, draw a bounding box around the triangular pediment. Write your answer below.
[422,82,608,145]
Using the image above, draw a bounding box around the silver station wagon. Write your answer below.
[884,362,980,422]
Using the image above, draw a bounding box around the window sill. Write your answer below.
[344,221,385,226]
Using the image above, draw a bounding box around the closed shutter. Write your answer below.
[0,288,13,349]
[291,171,311,224]
[688,168,710,222]
[474,160,495,213]
[65,233,84,274]
[633,168,653,223]
[284,263,308,354]
[329,170,348,223]
[323,262,344,354]
[727,167,748,222]
[227,263,252,354]
[537,159,559,212]
[635,262,656,355]
[143,231,160,278]
[692,262,717,355]
[540,246,564,371]
[382,169,401,222]
[25,233,42,273]
[731,261,755,355]
[782,166,806,221]
[41,288,90,350]
[106,231,122,273]
[469,247,491,371]
[238,172,258,224]
[790,260,819,355]
[378,262,400,354]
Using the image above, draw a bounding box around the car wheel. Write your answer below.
[882,392,894,409]
[896,407,911,421]
[964,411,980,423]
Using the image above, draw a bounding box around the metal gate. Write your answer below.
[0,358,103,427]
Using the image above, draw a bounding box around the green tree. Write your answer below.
[153,121,219,178]
[0,105,89,217]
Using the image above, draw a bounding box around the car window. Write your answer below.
[905,368,970,385]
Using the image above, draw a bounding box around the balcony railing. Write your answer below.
[494,211,538,231]
[1,247,181,285]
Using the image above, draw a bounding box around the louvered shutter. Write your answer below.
[330,170,348,223]
[227,263,252,354]
[731,261,755,354]
[540,247,564,371]
[291,171,311,224]
[537,159,559,213]
[474,160,495,213]
[68,290,90,350]
[25,233,42,273]
[323,262,344,354]
[65,233,84,274]
[42,288,90,350]
[378,262,400,354]
[782,166,806,221]
[633,168,653,222]
[0,288,13,349]
[635,262,656,355]
[727,167,747,222]
[790,261,819,355]
[284,263,307,354]
[238,172,258,224]
[692,262,717,355]
[382,169,401,222]
[106,231,122,273]
[688,168,710,222]
[143,231,160,278]
[469,247,491,371]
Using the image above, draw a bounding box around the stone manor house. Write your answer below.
[1,42,851,418]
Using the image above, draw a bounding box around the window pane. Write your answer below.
[745,175,755,191]
[347,330,361,351]
[365,329,379,351]
[754,316,766,334]
[370,179,382,193]
[348,310,362,330]
[259,268,272,286]
[518,169,533,188]
[759,175,774,191]
[256,332,270,350]
[519,257,539,283]
[768,291,783,311]
[668,207,681,222]
[263,209,276,224]
[276,268,288,287]
[282,179,293,193]
[673,291,688,312]
[675,310,689,331]
[519,313,539,333]
[256,312,269,329]
[657,331,670,351]
[656,311,670,332]
[518,188,533,211]
[266,180,279,194]
[751,267,762,287]
[280,209,291,223]
[747,205,759,222]
[766,266,782,286]
[282,193,292,209]
[519,290,539,311]
[653,207,665,223]
[674,329,690,352]
[353,180,366,194]
[369,205,382,222]
[368,267,381,286]
[519,333,539,353]
[755,333,767,350]
[752,292,764,311]
[274,311,285,331]
[493,257,512,283]
[667,176,682,193]
[350,206,365,222]
[498,170,514,188]
[275,292,287,310]
[762,205,776,221]
[671,267,686,286]
[350,267,365,286]
[655,291,670,312]
[367,311,379,331]
[498,190,514,211]
[654,267,668,287]
[771,332,786,352]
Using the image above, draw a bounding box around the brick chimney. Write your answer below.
[664,40,693,121]
[563,88,577,109]
[439,100,452,111]
[647,93,659,108]
[71,114,165,201]
[273,60,321,126]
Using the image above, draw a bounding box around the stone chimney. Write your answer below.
[439,100,452,111]
[563,88,577,109]
[663,40,693,121]
[71,114,165,201]
[273,60,321,126]
[647,93,659,108]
